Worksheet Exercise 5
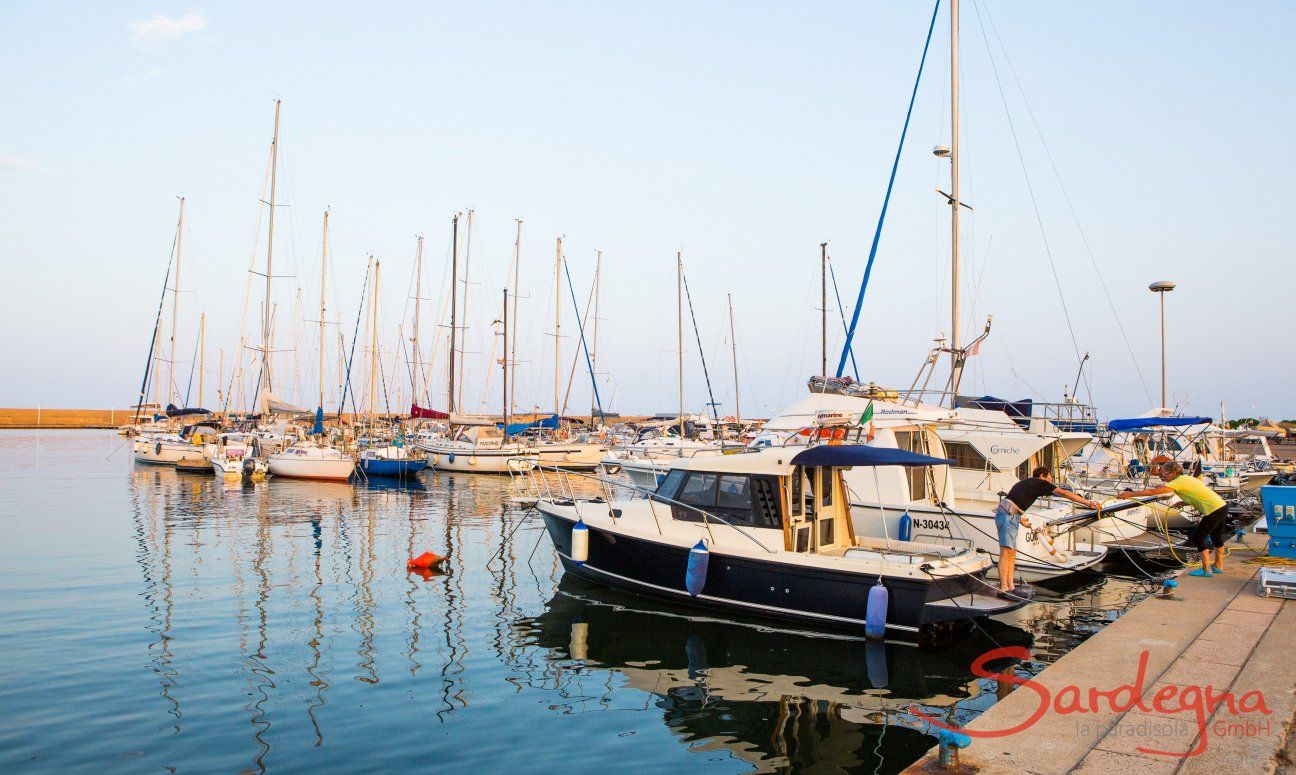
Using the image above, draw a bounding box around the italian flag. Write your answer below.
[859,402,876,441]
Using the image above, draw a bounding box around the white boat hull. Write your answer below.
[422,444,537,474]
[267,454,355,481]
[849,502,1108,581]
[132,439,192,465]
[533,443,605,470]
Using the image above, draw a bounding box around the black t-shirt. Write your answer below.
[1005,477,1058,512]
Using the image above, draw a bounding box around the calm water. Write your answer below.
[0,432,1163,773]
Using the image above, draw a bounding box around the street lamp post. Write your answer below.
[1149,281,1176,409]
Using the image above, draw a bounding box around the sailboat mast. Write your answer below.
[502,287,509,427]
[820,241,827,376]
[198,312,205,407]
[458,209,474,412]
[949,0,962,388]
[411,235,424,407]
[319,210,329,410]
[169,196,185,406]
[677,250,684,439]
[369,258,380,426]
[728,292,740,426]
[448,214,459,416]
[262,99,282,406]
[554,236,562,419]
[593,250,601,416]
[510,220,521,420]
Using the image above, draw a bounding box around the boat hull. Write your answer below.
[422,445,537,474]
[533,443,605,470]
[267,456,355,481]
[539,509,1002,634]
[359,457,429,477]
[131,440,192,466]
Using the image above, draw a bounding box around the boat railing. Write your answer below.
[508,461,779,555]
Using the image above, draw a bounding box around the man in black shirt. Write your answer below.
[995,466,1099,598]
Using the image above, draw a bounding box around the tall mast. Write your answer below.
[198,312,205,407]
[728,293,740,426]
[592,249,601,416]
[262,99,282,408]
[369,258,380,426]
[948,0,962,391]
[411,234,424,407]
[318,210,329,411]
[510,220,521,419]
[820,241,827,376]
[447,214,459,416]
[502,287,509,427]
[458,209,474,412]
[169,195,185,406]
[677,251,684,439]
[554,236,562,419]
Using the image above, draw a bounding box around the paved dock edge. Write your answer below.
[905,535,1295,774]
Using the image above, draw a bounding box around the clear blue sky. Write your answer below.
[2,2,1293,419]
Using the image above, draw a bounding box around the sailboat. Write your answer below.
[357,255,428,478]
[133,196,200,465]
[250,104,355,483]
[419,213,536,474]
[522,237,605,470]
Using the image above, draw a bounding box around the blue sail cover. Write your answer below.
[312,407,325,436]
[502,413,560,436]
[1106,416,1212,432]
[791,445,954,468]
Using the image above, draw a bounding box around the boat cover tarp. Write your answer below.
[166,403,211,417]
[502,414,560,435]
[956,395,1033,428]
[790,445,954,468]
[311,407,325,436]
[410,403,450,420]
[1107,416,1211,432]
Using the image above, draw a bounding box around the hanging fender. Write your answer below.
[571,519,589,565]
[685,540,709,596]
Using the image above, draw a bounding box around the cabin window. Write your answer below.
[678,473,719,507]
[944,441,990,470]
[790,467,803,517]
[717,475,751,511]
[654,469,687,501]
[896,430,931,500]
[819,516,835,546]
[670,472,779,528]
[818,467,833,507]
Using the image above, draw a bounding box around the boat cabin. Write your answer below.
[651,445,952,555]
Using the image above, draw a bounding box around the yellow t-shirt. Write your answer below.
[1165,475,1227,516]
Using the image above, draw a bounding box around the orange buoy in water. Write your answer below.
[407,551,447,570]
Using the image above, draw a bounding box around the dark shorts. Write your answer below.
[1187,505,1229,551]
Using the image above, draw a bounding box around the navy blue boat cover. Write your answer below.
[1106,416,1211,432]
[790,445,954,468]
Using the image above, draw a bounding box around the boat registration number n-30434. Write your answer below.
[913,518,949,531]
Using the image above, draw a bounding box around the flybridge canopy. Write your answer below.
[1107,416,1212,432]
[790,445,953,468]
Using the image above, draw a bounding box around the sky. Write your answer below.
[1,1,1293,420]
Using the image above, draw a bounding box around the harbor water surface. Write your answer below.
[1,432,1165,773]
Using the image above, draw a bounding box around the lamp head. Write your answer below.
[1148,280,1176,293]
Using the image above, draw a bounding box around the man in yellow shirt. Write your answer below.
[1121,462,1229,577]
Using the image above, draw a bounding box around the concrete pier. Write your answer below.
[906,534,1295,774]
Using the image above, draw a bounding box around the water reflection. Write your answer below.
[0,434,1161,773]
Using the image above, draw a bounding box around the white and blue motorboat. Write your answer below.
[533,444,1025,638]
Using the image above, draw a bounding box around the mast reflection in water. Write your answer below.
[0,433,1159,773]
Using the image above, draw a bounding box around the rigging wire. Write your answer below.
[968,0,1087,393]
[977,0,1153,407]
[680,264,720,420]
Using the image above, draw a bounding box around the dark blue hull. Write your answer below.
[539,509,997,636]
[358,458,429,478]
